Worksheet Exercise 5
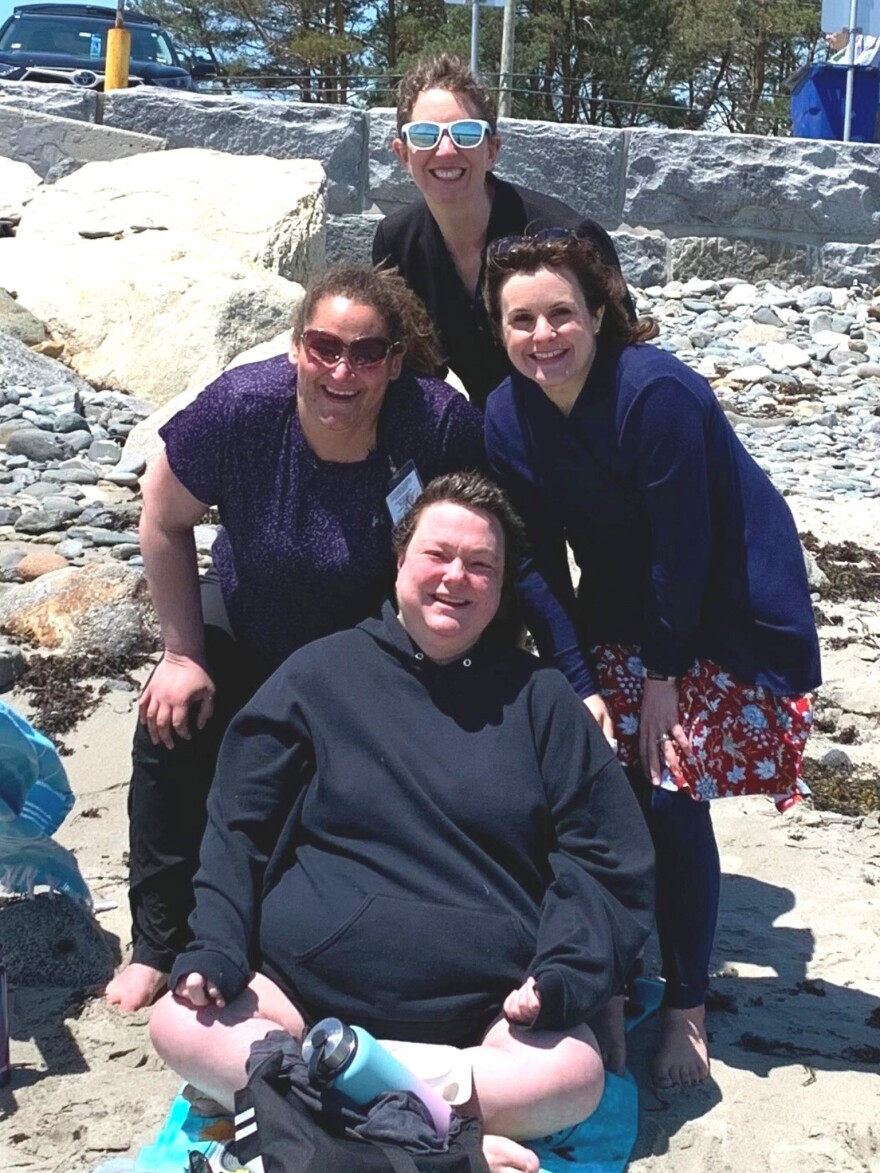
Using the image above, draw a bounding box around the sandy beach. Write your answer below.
[1,492,879,1173]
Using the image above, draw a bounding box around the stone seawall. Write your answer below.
[2,82,879,286]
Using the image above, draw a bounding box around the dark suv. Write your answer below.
[0,3,215,90]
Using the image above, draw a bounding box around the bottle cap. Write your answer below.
[302,1017,357,1084]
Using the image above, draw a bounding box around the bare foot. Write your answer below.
[105,963,168,1012]
[650,1004,710,1089]
[482,1135,540,1173]
[591,994,627,1075]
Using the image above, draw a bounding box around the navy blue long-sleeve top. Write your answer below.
[484,343,821,699]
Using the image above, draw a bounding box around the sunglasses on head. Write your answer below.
[301,329,403,369]
[401,119,493,151]
[487,227,579,263]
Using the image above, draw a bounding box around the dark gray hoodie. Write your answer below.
[172,603,654,1045]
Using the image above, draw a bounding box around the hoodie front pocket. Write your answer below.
[289,893,533,1025]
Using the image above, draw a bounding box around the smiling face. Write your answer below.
[395,501,504,663]
[292,295,403,456]
[499,266,604,410]
[393,88,499,209]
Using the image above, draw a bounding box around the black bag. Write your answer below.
[234,1039,489,1173]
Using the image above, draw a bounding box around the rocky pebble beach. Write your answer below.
[1,274,880,1173]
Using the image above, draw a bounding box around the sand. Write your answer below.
[1,493,879,1173]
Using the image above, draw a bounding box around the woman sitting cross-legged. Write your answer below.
[150,472,655,1173]
[482,232,821,1088]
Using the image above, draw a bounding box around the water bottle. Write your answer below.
[302,1018,452,1139]
[0,948,10,1088]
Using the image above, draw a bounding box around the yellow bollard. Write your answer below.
[105,25,131,91]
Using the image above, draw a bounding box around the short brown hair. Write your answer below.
[484,234,658,348]
[393,472,525,641]
[396,53,498,134]
[292,264,442,375]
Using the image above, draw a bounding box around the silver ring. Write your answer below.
[657,733,673,743]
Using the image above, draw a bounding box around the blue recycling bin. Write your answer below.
[790,63,880,142]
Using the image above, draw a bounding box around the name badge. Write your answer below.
[385,460,423,524]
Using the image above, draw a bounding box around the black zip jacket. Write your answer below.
[172,604,654,1045]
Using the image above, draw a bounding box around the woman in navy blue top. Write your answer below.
[483,232,820,1090]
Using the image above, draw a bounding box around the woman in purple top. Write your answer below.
[105,265,485,1013]
[482,233,819,1091]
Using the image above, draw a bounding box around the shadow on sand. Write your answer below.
[629,872,880,1157]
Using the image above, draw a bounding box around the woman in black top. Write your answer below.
[372,54,631,409]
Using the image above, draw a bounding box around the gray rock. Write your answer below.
[799,287,834,309]
[103,89,366,215]
[40,466,98,485]
[110,543,141,560]
[0,289,46,345]
[0,505,21,525]
[0,79,97,122]
[671,237,816,284]
[821,747,854,772]
[54,538,84,559]
[0,105,167,181]
[625,129,880,238]
[14,508,67,534]
[53,411,90,434]
[611,231,669,288]
[821,242,880,287]
[326,212,383,266]
[0,332,93,398]
[40,495,83,517]
[88,439,122,464]
[68,526,139,546]
[100,469,140,488]
[5,428,61,462]
[66,429,94,453]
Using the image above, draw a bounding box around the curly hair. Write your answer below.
[483,234,658,348]
[392,472,525,644]
[395,53,498,134]
[292,264,442,375]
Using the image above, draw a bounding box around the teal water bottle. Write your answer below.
[302,1018,452,1139]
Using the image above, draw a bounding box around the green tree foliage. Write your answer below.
[140,0,823,131]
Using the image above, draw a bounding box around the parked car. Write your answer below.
[0,3,216,90]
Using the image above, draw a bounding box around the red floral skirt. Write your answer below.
[594,645,813,810]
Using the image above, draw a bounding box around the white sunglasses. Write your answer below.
[400,119,493,151]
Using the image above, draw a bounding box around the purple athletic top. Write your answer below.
[160,354,485,669]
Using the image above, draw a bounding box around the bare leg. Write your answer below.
[149,973,307,1111]
[106,963,167,1012]
[650,1004,710,1089]
[591,994,627,1076]
[463,1018,604,1173]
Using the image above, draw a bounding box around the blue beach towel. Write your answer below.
[0,700,91,905]
[530,977,664,1173]
[120,978,664,1173]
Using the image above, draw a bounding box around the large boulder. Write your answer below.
[15,147,326,284]
[102,89,366,215]
[0,232,305,407]
[0,562,159,656]
[1,148,322,405]
[0,106,166,181]
[624,129,880,239]
[0,332,94,397]
[0,157,40,220]
[0,288,46,345]
[0,79,97,122]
